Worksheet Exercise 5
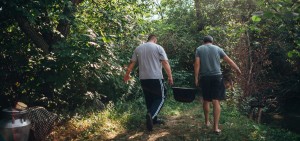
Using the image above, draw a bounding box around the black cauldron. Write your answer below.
[172,87,197,103]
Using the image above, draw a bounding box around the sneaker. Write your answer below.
[146,113,153,131]
[153,119,165,125]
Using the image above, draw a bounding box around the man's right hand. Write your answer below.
[124,75,130,83]
[124,61,136,83]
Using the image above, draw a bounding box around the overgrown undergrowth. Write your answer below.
[47,93,300,141]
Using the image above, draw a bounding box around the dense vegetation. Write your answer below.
[1,0,299,140]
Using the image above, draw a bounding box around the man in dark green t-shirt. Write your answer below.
[194,35,241,134]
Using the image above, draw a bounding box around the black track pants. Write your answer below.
[140,79,167,120]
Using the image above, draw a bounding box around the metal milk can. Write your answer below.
[0,108,31,141]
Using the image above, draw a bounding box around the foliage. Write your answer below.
[168,59,194,87]
[259,0,300,78]
[150,0,198,71]
[0,0,151,111]
[241,0,300,112]
[1,0,300,139]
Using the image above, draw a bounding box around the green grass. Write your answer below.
[48,94,300,141]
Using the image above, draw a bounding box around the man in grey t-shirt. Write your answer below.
[124,34,173,131]
[194,35,241,134]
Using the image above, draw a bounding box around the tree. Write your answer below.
[246,0,300,112]
[0,0,151,111]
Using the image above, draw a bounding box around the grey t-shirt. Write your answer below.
[131,42,168,79]
[195,44,227,76]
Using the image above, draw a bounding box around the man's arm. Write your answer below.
[124,61,136,83]
[161,60,173,85]
[194,57,200,86]
[223,56,242,75]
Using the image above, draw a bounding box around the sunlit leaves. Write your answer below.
[251,15,261,23]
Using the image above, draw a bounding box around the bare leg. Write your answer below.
[203,100,211,126]
[212,99,221,131]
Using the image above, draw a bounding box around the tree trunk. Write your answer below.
[194,0,204,31]
[194,0,201,19]
[15,15,50,55]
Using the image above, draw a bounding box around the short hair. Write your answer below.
[147,34,156,41]
[203,35,213,43]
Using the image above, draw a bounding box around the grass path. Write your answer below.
[48,96,300,141]
[108,98,235,141]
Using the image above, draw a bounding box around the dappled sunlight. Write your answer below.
[128,132,144,139]
[108,102,206,141]
[46,99,300,141]
[48,120,88,140]
[48,112,125,140]
[147,131,171,141]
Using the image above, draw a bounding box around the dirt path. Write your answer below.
[108,100,225,141]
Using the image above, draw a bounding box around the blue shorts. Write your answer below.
[200,75,226,101]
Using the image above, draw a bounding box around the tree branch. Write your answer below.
[14,0,84,54]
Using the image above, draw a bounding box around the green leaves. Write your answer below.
[288,50,300,58]
[0,0,151,111]
[251,15,261,23]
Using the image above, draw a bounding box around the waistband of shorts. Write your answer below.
[200,74,222,79]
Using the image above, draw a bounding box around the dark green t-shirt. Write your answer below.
[195,43,227,77]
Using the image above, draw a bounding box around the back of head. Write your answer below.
[147,34,157,42]
[203,35,213,43]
